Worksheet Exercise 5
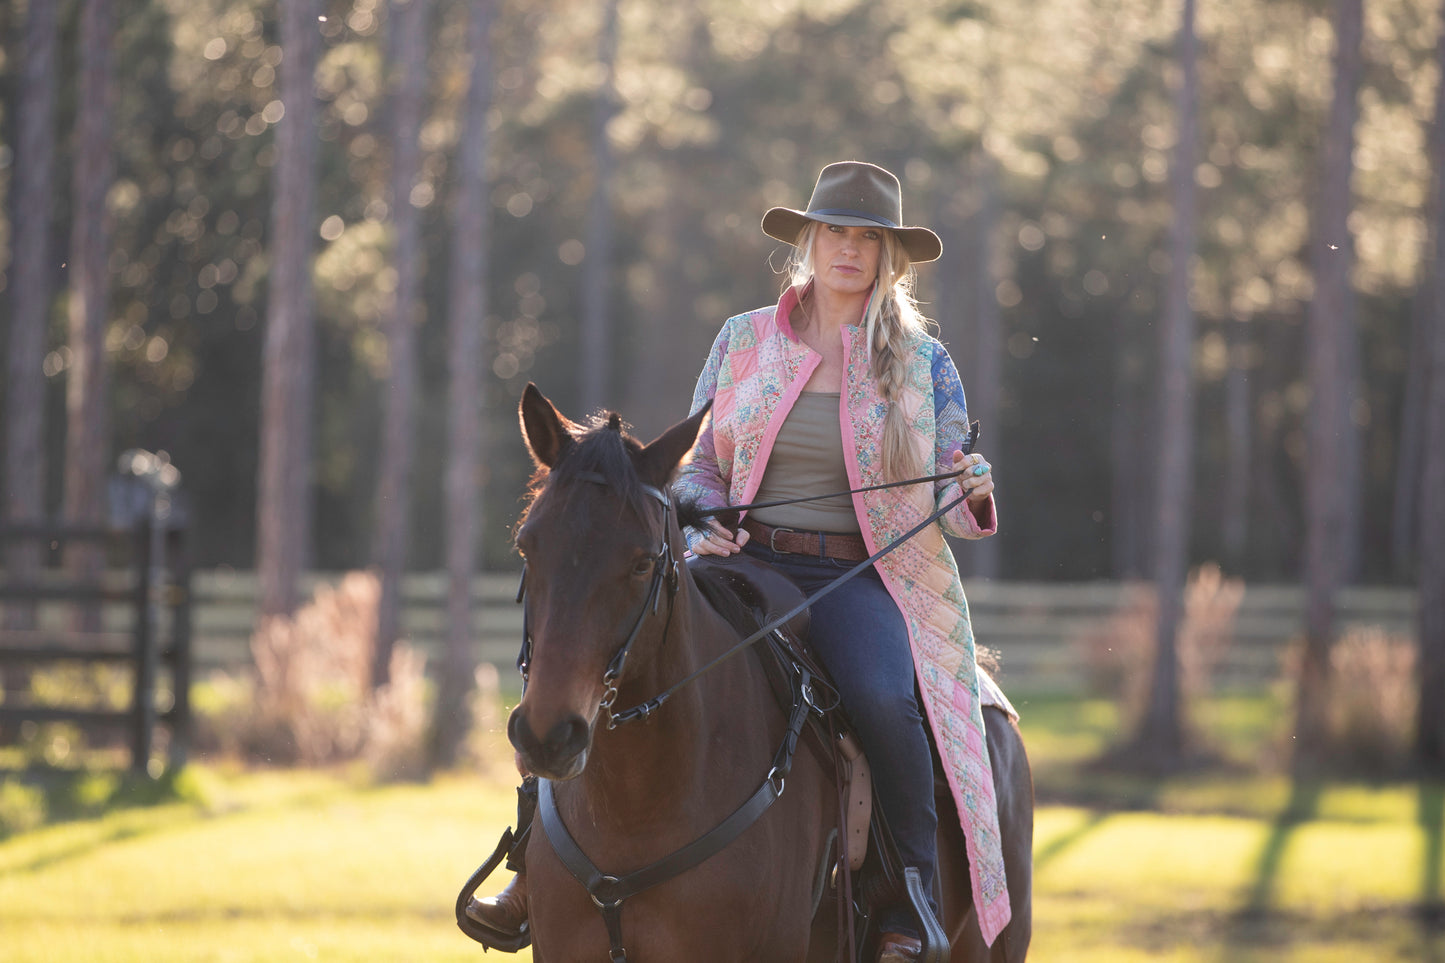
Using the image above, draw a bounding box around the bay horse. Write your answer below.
[505,383,1032,963]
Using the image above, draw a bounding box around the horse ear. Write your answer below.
[519,383,578,469]
[637,400,713,486]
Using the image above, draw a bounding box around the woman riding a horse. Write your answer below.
[469,162,1015,963]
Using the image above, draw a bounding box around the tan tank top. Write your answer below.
[748,392,861,534]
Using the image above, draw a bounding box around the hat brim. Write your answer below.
[762,207,942,263]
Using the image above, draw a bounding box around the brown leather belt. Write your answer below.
[741,518,870,563]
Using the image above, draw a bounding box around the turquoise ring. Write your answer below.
[973,464,989,477]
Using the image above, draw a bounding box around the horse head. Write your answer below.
[507,383,709,780]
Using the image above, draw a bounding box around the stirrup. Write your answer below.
[455,827,532,952]
[903,867,948,963]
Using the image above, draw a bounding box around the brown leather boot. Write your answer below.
[465,870,529,937]
[876,931,922,963]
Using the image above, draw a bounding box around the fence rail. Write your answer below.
[168,570,1417,695]
[0,519,192,772]
[6,565,1416,697]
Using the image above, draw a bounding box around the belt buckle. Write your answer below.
[769,525,799,554]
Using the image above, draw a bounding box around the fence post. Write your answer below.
[131,518,155,773]
[168,525,193,769]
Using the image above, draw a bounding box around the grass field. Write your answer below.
[1,694,1441,961]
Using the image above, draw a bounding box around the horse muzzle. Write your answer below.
[507,705,593,781]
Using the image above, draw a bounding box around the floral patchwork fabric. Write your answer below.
[673,287,1012,945]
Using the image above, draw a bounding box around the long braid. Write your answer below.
[867,233,927,483]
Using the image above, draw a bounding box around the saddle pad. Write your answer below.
[976,666,1019,722]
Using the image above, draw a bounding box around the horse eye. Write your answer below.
[632,557,655,577]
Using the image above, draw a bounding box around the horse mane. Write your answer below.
[517,413,658,538]
[676,497,740,533]
[688,563,765,640]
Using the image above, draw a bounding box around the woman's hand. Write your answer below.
[692,518,751,556]
[951,449,994,505]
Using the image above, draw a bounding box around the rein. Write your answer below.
[691,418,979,520]
[517,420,977,727]
[604,417,981,726]
[607,482,973,726]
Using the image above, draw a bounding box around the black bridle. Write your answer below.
[515,470,681,729]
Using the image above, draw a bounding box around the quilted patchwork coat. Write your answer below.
[673,283,1012,944]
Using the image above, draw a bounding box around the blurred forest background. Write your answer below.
[0,0,1442,770]
[0,0,1436,576]
[3,8,1445,960]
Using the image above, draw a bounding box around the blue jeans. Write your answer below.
[743,542,939,935]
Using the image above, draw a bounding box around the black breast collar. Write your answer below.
[537,657,816,963]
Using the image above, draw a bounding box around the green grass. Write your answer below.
[1017,690,1444,961]
[0,767,525,962]
[1,691,1441,961]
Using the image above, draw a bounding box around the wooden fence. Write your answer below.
[0,520,192,772]
[179,570,1417,696]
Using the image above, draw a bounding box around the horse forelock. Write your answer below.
[517,421,660,542]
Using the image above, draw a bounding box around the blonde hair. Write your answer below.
[787,222,928,483]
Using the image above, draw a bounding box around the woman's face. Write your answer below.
[811,223,884,299]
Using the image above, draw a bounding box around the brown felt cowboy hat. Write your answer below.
[762,161,942,264]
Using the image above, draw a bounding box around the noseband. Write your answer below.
[516,470,680,729]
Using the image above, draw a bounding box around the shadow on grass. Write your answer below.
[2,766,338,877]
[1421,782,1444,963]
[1239,777,1322,916]
[1032,808,1112,873]
[1215,776,1323,960]
[0,768,207,875]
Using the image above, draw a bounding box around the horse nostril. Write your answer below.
[545,715,590,758]
[510,708,592,778]
[507,708,534,755]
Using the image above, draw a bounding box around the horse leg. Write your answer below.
[985,707,1033,963]
[936,784,977,959]
[936,707,1034,963]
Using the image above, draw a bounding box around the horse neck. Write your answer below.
[579,570,768,822]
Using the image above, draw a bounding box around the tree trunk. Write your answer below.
[966,150,1002,580]
[371,0,433,688]
[2,0,58,713]
[1111,311,1149,579]
[1136,0,1198,766]
[1338,293,1364,585]
[934,162,971,347]
[64,0,117,631]
[1392,275,1430,578]
[622,14,707,436]
[257,0,320,623]
[433,0,494,768]
[1394,9,1445,581]
[1258,318,1300,576]
[1223,320,1252,566]
[1295,0,1362,769]
[1416,0,1445,772]
[577,0,620,415]
[625,189,684,439]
